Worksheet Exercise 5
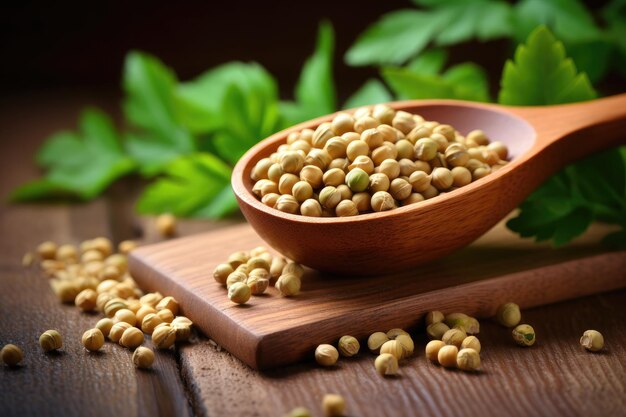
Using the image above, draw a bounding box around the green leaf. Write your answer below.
[570,149,626,211]
[136,153,237,218]
[175,62,280,135]
[212,83,281,165]
[507,174,594,245]
[567,41,613,83]
[123,51,195,174]
[405,49,448,75]
[441,63,490,101]
[509,0,613,82]
[345,10,447,67]
[11,109,136,201]
[501,26,626,246]
[512,0,603,44]
[346,2,513,67]
[343,79,393,109]
[498,26,597,105]
[280,22,336,126]
[382,62,489,102]
[9,179,74,202]
[428,0,514,46]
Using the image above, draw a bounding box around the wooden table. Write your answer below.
[1,94,625,417]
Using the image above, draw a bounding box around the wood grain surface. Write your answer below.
[1,94,626,417]
[0,97,192,417]
[129,221,626,370]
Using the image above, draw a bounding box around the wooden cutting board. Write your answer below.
[129,219,626,370]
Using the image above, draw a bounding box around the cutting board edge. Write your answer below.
[254,250,626,369]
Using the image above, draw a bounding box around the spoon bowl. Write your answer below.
[232,95,626,275]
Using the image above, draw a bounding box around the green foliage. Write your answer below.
[123,52,196,175]
[10,109,135,201]
[136,153,236,218]
[502,27,626,246]
[382,50,489,102]
[511,0,601,44]
[498,27,596,105]
[345,0,625,82]
[345,1,514,67]
[9,4,626,250]
[280,21,336,125]
[176,62,282,165]
[11,23,335,219]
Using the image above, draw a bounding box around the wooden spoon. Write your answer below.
[232,94,626,275]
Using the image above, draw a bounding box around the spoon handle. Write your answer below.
[510,93,626,164]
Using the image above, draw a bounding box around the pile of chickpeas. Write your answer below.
[0,236,194,369]
[250,104,509,217]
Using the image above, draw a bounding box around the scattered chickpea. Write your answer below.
[39,330,63,352]
[457,348,481,371]
[442,328,467,348]
[580,330,604,352]
[512,324,536,347]
[118,240,138,255]
[156,308,175,323]
[283,262,304,278]
[120,327,144,349]
[322,394,345,417]
[374,353,399,376]
[156,214,177,237]
[172,317,193,342]
[437,345,458,368]
[1,344,24,366]
[367,332,389,354]
[96,318,115,337]
[395,334,415,357]
[380,340,404,359]
[114,308,137,326]
[496,302,521,328]
[315,344,339,367]
[425,340,446,362]
[427,322,450,340]
[247,276,269,295]
[425,311,444,326]
[37,241,58,260]
[461,336,481,353]
[152,324,177,349]
[75,289,98,312]
[228,282,251,304]
[156,296,179,315]
[142,313,165,335]
[285,407,312,417]
[132,346,155,369]
[275,273,301,296]
[140,292,163,308]
[109,322,132,343]
[386,328,409,339]
[82,328,105,352]
[337,335,360,357]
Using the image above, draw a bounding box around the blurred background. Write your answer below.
[1,1,404,100]
[1,0,625,248]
